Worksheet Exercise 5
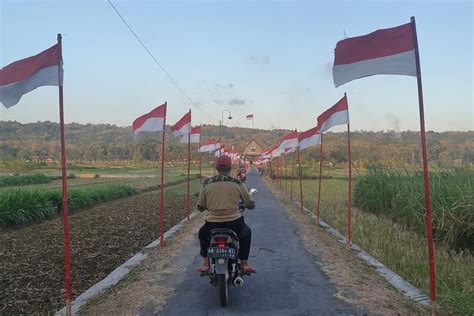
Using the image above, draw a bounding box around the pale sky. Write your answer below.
[0,0,473,132]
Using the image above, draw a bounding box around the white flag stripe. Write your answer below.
[0,65,60,108]
[180,133,200,144]
[277,138,299,151]
[133,117,164,134]
[318,109,350,133]
[172,123,191,137]
[299,133,321,151]
[333,50,416,87]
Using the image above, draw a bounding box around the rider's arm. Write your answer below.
[239,183,255,209]
[196,187,207,212]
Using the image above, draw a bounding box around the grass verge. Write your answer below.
[274,176,473,314]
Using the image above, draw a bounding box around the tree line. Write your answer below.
[0,121,472,166]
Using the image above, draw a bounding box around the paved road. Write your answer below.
[154,170,359,316]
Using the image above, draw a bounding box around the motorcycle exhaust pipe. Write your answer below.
[233,276,244,287]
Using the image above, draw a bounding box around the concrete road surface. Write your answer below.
[153,169,361,316]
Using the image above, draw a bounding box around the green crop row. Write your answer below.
[0,184,138,227]
[0,173,51,187]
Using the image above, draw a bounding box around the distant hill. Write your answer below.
[0,121,473,166]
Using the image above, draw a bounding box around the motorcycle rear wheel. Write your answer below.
[217,274,229,306]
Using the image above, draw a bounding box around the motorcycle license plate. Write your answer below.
[208,247,236,259]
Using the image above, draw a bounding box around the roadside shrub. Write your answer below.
[354,166,473,251]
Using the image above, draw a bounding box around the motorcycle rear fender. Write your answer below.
[214,258,229,274]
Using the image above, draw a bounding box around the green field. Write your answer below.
[0,165,205,228]
[283,171,473,314]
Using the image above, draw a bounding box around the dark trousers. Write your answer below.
[199,217,252,260]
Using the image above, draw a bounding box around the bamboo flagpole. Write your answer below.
[198,128,202,184]
[57,33,72,316]
[317,134,323,223]
[297,145,304,211]
[160,103,167,246]
[347,116,353,245]
[332,18,436,304]
[411,16,436,304]
[186,109,191,221]
[291,152,295,200]
[285,155,288,193]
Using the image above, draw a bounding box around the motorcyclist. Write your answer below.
[196,155,256,273]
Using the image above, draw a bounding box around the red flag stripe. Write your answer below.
[172,112,191,131]
[0,44,60,85]
[334,23,414,65]
[316,95,348,130]
[132,103,167,130]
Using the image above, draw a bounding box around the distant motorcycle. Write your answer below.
[201,202,252,306]
[237,169,247,182]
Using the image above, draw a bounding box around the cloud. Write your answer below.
[214,83,235,90]
[213,99,225,106]
[385,113,401,131]
[227,98,246,106]
[248,55,270,65]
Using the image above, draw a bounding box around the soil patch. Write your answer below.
[0,181,200,314]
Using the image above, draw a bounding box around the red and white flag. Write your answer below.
[180,126,201,144]
[261,149,272,160]
[284,147,296,154]
[199,139,219,153]
[316,95,349,133]
[246,114,254,120]
[172,111,192,137]
[298,126,321,151]
[333,22,416,87]
[277,130,299,151]
[132,103,167,135]
[271,145,284,159]
[0,44,62,108]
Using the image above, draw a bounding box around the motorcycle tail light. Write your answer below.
[218,243,226,248]
[214,237,228,244]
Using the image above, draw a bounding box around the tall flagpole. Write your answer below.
[160,102,167,247]
[57,33,72,316]
[411,16,436,305]
[186,109,191,221]
[297,145,304,211]
[198,125,202,184]
[291,152,295,200]
[285,155,288,194]
[317,134,324,223]
[347,112,353,246]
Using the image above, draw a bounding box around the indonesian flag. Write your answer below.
[0,44,62,108]
[246,114,254,120]
[199,139,219,153]
[172,111,192,137]
[214,144,225,157]
[271,145,284,159]
[261,149,272,160]
[316,95,349,133]
[284,147,296,155]
[277,130,299,150]
[180,126,201,144]
[298,126,321,151]
[132,103,167,135]
[333,22,416,87]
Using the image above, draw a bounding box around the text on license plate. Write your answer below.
[208,247,236,258]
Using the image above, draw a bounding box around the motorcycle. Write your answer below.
[200,202,252,306]
[237,169,247,182]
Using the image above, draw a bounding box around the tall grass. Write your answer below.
[0,184,138,227]
[0,173,51,187]
[293,176,473,314]
[354,167,473,251]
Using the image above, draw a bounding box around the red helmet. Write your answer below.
[216,155,232,171]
